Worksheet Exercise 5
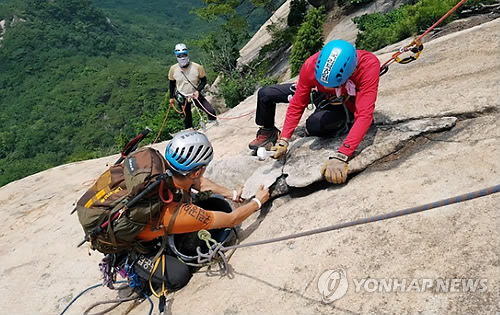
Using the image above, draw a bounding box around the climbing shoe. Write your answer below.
[248,127,280,151]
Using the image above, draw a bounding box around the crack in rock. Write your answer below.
[241,117,457,199]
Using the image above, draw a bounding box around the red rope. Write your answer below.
[381,0,469,70]
[152,104,171,145]
[152,100,193,144]
[414,0,469,43]
[191,96,256,120]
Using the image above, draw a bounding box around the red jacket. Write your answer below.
[282,50,380,157]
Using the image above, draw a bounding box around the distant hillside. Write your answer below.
[0,0,274,187]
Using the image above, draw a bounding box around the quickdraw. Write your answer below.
[380,40,424,76]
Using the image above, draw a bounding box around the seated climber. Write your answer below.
[135,130,270,290]
[248,40,380,184]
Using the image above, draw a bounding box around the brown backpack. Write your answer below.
[76,147,173,254]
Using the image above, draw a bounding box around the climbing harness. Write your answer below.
[193,184,500,265]
[380,0,469,75]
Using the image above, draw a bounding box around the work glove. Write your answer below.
[271,139,288,160]
[320,152,349,184]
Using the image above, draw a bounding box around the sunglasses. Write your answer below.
[176,53,188,58]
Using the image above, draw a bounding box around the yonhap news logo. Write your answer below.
[317,268,349,303]
[317,268,488,303]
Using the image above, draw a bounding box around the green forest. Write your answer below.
[0,0,281,187]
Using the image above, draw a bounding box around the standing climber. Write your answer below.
[248,40,380,184]
[169,43,218,129]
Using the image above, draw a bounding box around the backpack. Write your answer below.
[76,147,174,254]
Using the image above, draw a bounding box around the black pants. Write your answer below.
[255,83,353,136]
[181,94,217,129]
[172,196,233,259]
[134,252,192,291]
[135,197,233,291]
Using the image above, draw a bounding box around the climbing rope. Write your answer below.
[380,0,469,75]
[155,0,470,138]
[152,96,218,144]
[59,281,124,315]
[197,184,500,263]
[152,101,188,145]
[149,255,169,298]
[192,96,256,120]
[83,292,140,315]
[152,104,171,144]
[60,281,153,315]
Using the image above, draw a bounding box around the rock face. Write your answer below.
[241,117,457,198]
[0,9,498,315]
[237,0,292,67]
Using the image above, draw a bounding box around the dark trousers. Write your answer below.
[172,196,233,259]
[135,253,192,291]
[181,94,217,129]
[136,197,233,291]
[255,83,353,137]
[256,83,293,128]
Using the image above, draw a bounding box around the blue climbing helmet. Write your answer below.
[315,40,357,88]
[174,43,188,57]
[165,131,214,174]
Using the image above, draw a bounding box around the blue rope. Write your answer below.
[60,280,127,315]
[223,184,500,250]
[144,291,154,315]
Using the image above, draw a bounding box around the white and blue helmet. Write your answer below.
[315,40,357,88]
[165,131,213,174]
[174,43,188,57]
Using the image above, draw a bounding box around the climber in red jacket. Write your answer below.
[248,40,380,184]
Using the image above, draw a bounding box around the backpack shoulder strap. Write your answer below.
[152,190,186,262]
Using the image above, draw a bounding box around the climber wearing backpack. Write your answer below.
[132,131,269,287]
[169,43,218,129]
[76,130,269,294]
[137,130,269,239]
[248,40,380,184]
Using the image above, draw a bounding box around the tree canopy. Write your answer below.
[0,0,215,186]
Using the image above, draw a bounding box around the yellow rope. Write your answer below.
[149,255,169,298]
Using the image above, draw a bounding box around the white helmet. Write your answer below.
[164,131,213,174]
[174,43,188,56]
